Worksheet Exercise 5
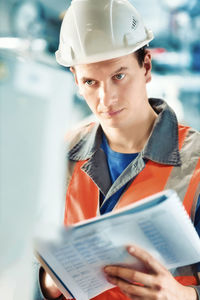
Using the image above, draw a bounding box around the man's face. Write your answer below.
[71,52,152,131]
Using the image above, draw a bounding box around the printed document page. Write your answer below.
[35,190,200,300]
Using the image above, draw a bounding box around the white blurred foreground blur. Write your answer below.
[0,50,74,299]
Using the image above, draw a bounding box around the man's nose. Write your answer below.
[98,83,117,107]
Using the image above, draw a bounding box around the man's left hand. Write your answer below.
[104,245,197,300]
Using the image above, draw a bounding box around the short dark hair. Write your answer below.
[135,46,147,67]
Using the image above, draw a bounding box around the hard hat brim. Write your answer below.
[55,30,154,67]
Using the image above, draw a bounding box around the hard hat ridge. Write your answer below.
[56,0,154,67]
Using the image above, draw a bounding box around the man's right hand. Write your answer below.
[40,268,63,299]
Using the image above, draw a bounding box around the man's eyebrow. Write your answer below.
[80,66,128,82]
[110,66,128,76]
[80,76,95,82]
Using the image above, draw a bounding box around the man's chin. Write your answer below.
[100,119,124,130]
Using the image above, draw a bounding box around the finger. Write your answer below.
[104,265,154,287]
[120,289,141,300]
[106,274,154,299]
[127,245,167,274]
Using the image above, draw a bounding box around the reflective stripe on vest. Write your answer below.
[64,125,200,298]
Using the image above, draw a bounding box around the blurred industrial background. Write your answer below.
[0,0,199,299]
[0,0,200,130]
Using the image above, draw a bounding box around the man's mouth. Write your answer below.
[103,108,124,117]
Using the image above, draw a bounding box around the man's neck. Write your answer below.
[102,108,157,154]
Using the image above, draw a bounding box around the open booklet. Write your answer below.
[34,190,200,300]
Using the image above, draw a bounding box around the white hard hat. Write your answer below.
[56,0,154,67]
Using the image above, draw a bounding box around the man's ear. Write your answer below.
[143,50,152,83]
[70,66,78,85]
[70,66,83,96]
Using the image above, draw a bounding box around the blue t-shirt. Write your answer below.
[100,134,138,214]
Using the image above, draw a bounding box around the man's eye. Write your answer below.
[114,73,125,80]
[85,80,96,86]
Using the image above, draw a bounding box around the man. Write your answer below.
[38,0,200,299]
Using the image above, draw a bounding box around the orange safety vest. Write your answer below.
[64,124,200,299]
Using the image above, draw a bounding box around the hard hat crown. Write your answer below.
[56,0,154,67]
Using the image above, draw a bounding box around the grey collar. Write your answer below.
[68,98,181,166]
